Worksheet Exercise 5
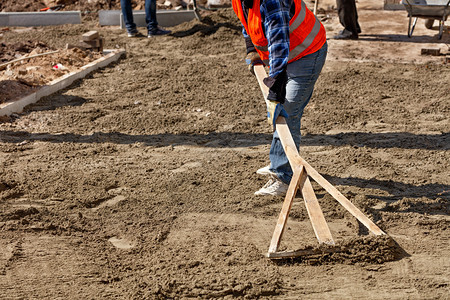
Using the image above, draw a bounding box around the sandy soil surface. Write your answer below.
[0,0,449,298]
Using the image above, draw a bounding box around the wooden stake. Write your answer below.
[0,50,60,70]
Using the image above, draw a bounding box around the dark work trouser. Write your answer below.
[336,0,361,35]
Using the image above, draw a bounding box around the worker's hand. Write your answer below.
[263,70,287,103]
[245,51,264,75]
[266,100,288,131]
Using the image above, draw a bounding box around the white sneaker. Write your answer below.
[256,165,276,177]
[254,177,289,196]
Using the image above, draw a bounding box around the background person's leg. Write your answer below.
[145,0,171,37]
[336,0,359,38]
[120,0,137,35]
[145,0,158,32]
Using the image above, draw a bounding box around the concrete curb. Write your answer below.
[99,10,122,26]
[99,9,196,27]
[0,11,82,27]
[120,10,196,28]
[0,49,126,117]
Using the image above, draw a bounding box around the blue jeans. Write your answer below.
[121,0,158,33]
[269,42,328,184]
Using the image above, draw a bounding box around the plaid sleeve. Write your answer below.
[260,0,290,79]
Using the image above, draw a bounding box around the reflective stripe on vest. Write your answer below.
[289,13,321,60]
[234,0,323,64]
[254,0,311,54]
[289,0,307,34]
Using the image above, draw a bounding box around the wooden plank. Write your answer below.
[421,48,440,56]
[0,50,59,70]
[82,30,99,41]
[254,65,385,237]
[283,145,385,236]
[299,170,335,245]
[268,166,303,253]
[255,64,334,246]
[79,39,100,49]
[254,64,270,97]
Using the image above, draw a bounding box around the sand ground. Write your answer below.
[0,0,449,298]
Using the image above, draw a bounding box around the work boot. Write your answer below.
[148,27,171,38]
[333,29,358,40]
[254,176,289,196]
[256,165,277,177]
[357,25,362,34]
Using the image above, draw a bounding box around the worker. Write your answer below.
[121,0,171,38]
[333,0,361,39]
[232,0,328,196]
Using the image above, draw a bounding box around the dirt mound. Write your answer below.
[279,235,403,265]
[0,40,103,104]
[0,41,52,63]
[173,6,241,34]
[0,41,55,104]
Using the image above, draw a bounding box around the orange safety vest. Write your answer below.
[232,0,326,65]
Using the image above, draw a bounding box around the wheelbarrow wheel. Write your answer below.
[425,18,434,29]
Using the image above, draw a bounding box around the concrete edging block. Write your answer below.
[99,9,195,27]
[120,10,196,28]
[0,14,8,26]
[35,85,56,99]
[0,11,82,27]
[34,86,50,99]
[99,10,122,26]
[0,93,36,116]
[0,49,126,117]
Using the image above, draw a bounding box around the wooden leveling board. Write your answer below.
[253,65,385,259]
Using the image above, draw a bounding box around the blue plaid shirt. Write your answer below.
[242,0,291,79]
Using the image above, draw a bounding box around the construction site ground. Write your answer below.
[0,0,449,298]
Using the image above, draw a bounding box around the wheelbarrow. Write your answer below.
[402,0,450,39]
